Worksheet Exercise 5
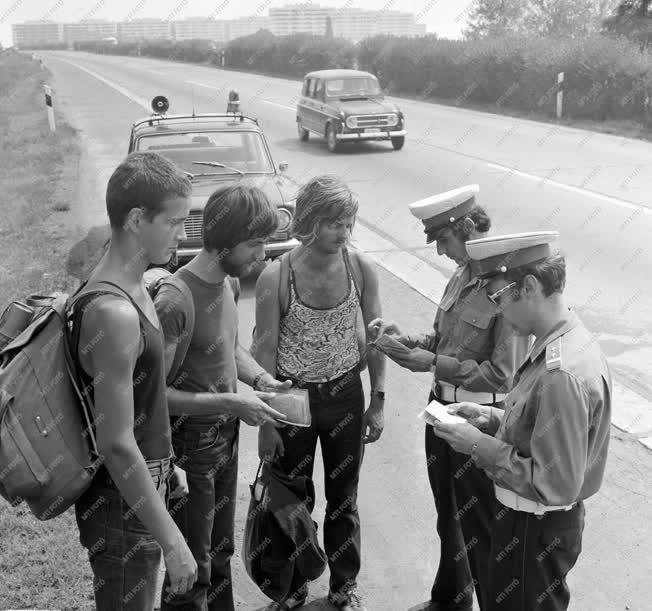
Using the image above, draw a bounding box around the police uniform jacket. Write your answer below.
[414,263,529,394]
[474,311,612,506]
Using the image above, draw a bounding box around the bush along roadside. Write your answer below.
[0,48,94,610]
[74,31,652,127]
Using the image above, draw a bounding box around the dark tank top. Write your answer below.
[71,285,172,461]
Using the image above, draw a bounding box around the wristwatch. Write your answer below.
[370,390,385,400]
[430,354,437,373]
[252,371,267,390]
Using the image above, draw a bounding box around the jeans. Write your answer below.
[161,418,239,611]
[486,500,585,611]
[277,368,365,597]
[74,458,172,611]
[425,393,495,610]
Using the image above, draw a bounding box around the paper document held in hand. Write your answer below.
[418,398,467,426]
[371,334,411,355]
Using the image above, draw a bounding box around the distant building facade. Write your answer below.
[12,4,425,48]
[12,21,64,48]
[269,3,425,42]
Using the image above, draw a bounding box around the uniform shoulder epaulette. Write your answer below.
[545,337,562,370]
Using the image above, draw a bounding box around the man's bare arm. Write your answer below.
[357,252,386,391]
[82,297,184,554]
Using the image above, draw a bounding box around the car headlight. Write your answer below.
[345,116,358,129]
[277,207,292,232]
[387,113,398,127]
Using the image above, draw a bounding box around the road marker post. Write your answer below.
[44,85,56,132]
[556,72,564,119]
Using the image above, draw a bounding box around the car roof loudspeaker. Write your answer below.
[152,96,169,114]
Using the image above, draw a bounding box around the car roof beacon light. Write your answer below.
[227,90,240,114]
[151,95,169,115]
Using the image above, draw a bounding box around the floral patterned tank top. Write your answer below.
[276,249,361,383]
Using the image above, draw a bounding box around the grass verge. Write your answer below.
[0,49,95,610]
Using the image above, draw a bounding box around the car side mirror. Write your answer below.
[279,161,289,172]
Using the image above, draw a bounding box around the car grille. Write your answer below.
[353,114,392,128]
[183,211,288,243]
[184,211,203,242]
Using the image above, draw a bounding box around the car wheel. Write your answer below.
[391,136,405,151]
[326,124,340,153]
[297,120,309,142]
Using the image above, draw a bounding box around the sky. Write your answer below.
[0,0,472,48]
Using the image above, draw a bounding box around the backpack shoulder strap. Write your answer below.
[157,275,195,386]
[227,276,240,303]
[278,252,292,316]
[343,247,364,302]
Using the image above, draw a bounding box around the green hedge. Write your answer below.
[75,32,652,125]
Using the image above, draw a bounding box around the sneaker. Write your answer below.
[328,586,366,611]
[263,585,308,610]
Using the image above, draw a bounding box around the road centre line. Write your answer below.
[53,55,652,446]
[262,100,295,111]
[185,80,225,91]
[485,162,652,213]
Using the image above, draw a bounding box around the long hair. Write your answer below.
[291,175,358,244]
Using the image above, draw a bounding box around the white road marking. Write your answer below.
[51,57,151,112]
[485,162,651,213]
[50,56,652,446]
[262,100,295,111]
[185,80,225,91]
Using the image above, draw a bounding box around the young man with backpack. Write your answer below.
[71,152,198,610]
[153,183,290,611]
[253,175,386,611]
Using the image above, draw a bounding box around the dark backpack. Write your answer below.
[0,283,131,520]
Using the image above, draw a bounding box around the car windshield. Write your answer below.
[325,77,381,97]
[135,130,274,175]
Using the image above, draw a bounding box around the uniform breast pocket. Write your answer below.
[457,308,494,354]
[502,397,527,430]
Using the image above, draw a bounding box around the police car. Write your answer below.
[128,94,299,264]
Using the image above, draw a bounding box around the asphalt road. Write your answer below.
[35,51,652,610]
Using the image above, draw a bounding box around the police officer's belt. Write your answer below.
[495,485,575,515]
[432,380,506,405]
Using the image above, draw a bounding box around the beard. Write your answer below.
[221,252,250,277]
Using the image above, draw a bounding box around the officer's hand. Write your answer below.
[384,346,434,372]
[258,422,285,461]
[368,318,404,341]
[448,402,491,430]
[432,421,483,454]
[231,392,286,427]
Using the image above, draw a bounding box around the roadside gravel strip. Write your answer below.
[50,55,652,451]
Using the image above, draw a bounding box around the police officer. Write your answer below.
[369,186,528,611]
[433,231,611,611]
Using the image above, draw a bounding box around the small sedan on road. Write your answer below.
[128,95,299,266]
[296,69,406,153]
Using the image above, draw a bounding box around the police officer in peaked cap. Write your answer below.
[369,186,529,611]
[433,231,612,611]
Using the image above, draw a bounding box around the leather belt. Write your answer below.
[432,380,506,405]
[495,485,575,515]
